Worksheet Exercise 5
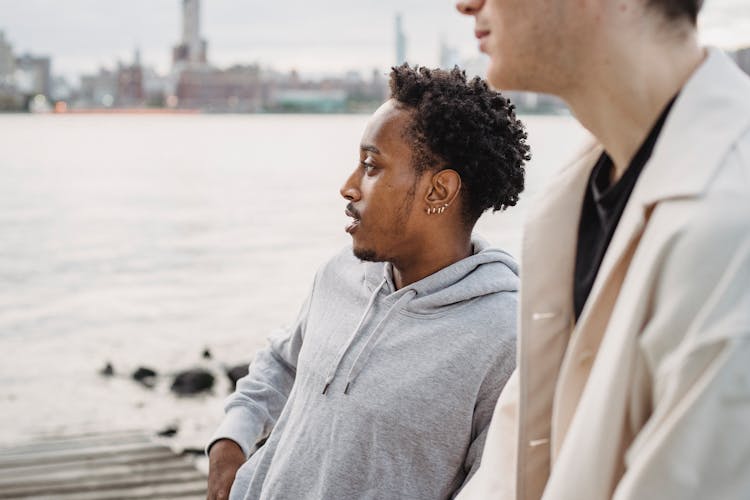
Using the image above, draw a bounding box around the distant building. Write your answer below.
[0,31,15,85]
[264,68,387,113]
[0,31,21,110]
[143,67,170,107]
[50,75,74,102]
[173,0,208,68]
[175,65,263,112]
[395,14,407,65]
[271,88,348,113]
[15,54,51,97]
[79,68,118,107]
[117,49,144,106]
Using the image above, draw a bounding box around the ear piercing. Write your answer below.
[426,204,449,215]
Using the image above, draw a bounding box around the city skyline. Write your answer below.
[2,0,749,81]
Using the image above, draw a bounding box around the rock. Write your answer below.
[100,362,115,377]
[171,369,215,395]
[132,367,158,388]
[157,425,179,438]
[225,363,250,391]
[202,348,212,360]
[181,448,205,456]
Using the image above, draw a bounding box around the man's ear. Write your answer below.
[424,169,462,212]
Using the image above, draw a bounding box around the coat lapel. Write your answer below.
[551,196,647,457]
[516,141,600,500]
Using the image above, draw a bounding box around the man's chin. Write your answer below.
[352,246,384,263]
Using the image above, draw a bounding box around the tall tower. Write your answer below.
[0,31,15,84]
[173,0,207,67]
[182,0,201,63]
[395,14,407,66]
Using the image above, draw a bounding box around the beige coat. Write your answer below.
[459,48,750,500]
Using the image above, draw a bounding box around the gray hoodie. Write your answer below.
[209,237,518,500]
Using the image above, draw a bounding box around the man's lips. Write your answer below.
[345,205,361,234]
[475,29,490,51]
[474,29,490,40]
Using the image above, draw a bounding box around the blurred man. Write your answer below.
[206,65,530,500]
[455,0,750,499]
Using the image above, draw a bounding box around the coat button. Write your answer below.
[529,438,550,447]
[578,350,594,366]
[532,311,558,321]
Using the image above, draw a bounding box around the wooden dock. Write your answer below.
[0,431,207,499]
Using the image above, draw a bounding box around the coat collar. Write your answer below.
[636,47,750,206]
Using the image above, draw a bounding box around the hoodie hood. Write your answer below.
[365,235,519,315]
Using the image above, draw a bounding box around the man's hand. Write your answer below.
[207,439,247,500]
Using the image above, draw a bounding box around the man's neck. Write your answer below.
[391,236,473,290]
[562,33,704,182]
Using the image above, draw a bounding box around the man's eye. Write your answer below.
[360,162,376,173]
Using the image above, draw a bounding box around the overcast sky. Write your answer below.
[1,0,749,80]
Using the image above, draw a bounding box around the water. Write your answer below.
[0,113,588,448]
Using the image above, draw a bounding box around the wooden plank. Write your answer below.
[0,441,167,468]
[0,469,206,498]
[0,432,151,456]
[7,479,208,499]
[0,433,207,499]
[0,460,198,489]
[0,448,178,478]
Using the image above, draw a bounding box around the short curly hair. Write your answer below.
[389,64,530,225]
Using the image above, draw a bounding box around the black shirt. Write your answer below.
[573,98,676,321]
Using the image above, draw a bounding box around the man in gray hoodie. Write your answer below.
[207,64,530,500]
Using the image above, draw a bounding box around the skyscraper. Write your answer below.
[395,14,407,66]
[0,31,15,85]
[173,0,208,67]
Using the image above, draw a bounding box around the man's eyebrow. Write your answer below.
[360,144,381,155]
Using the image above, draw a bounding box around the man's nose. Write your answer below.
[455,0,484,15]
[340,170,361,201]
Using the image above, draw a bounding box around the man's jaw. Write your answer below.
[353,246,381,262]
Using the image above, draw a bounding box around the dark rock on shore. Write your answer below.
[225,363,250,391]
[157,425,179,438]
[99,362,115,377]
[132,367,158,388]
[202,348,212,359]
[171,369,215,395]
[181,448,205,456]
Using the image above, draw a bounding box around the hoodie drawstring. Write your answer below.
[322,278,387,394]
[343,289,416,394]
